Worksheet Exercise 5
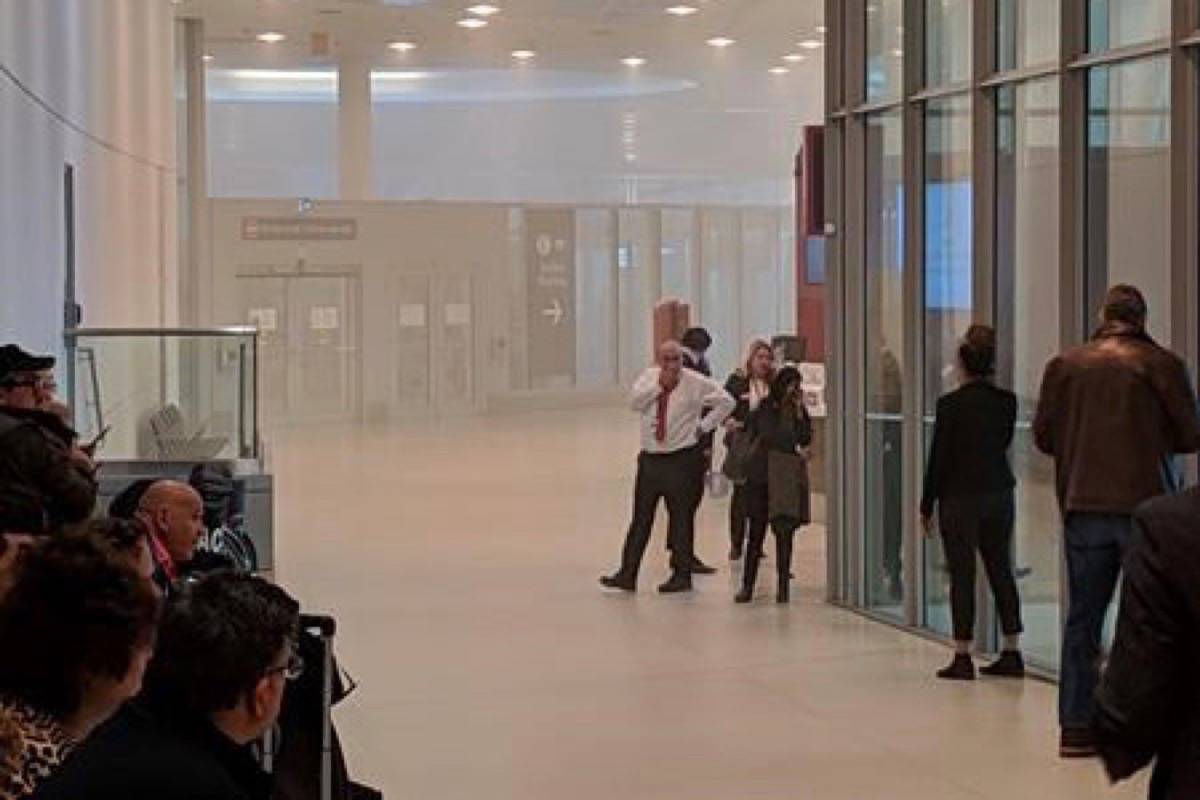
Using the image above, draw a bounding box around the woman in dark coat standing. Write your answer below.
[723,339,776,561]
[736,366,812,604]
[920,325,1024,680]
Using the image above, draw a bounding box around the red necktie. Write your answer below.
[655,385,674,443]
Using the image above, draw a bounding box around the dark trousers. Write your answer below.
[729,483,764,556]
[1060,512,1132,729]
[740,482,796,591]
[938,490,1023,643]
[618,447,704,581]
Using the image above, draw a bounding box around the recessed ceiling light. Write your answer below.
[457,17,488,28]
[706,37,735,48]
[798,39,823,49]
[389,41,417,52]
[256,32,286,43]
[202,54,214,62]
[466,4,500,15]
[769,66,790,75]
[783,53,806,62]
[665,5,698,15]
[622,57,646,67]
[891,48,903,57]
[816,25,827,34]
[512,49,536,60]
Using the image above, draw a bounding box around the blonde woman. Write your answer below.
[723,340,776,560]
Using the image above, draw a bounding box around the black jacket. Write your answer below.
[1034,323,1200,514]
[1095,488,1200,800]
[0,407,95,534]
[745,401,813,486]
[33,694,270,800]
[920,381,1017,517]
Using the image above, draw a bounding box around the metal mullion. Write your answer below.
[850,98,907,116]
[973,0,1000,656]
[910,82,975,102]
[980,63,1062,89]
[1066,40,1173,71]
[844,115,869,609]
[902,0,925,629]
[1172,0,1200,407]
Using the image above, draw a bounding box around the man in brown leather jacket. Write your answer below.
[0,345,96,537]
[1034,285,1200,758]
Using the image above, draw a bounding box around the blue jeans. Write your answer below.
[1059,512,1133,729]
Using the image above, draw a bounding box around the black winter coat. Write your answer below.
[33,694,270,800]
[1095,487,1200,799]
[0,408,95,534]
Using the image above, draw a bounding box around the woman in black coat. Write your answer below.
[723,339,776,561]
[736,366,812,604]
[920,325,1024,680]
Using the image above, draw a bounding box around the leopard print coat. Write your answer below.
[0,697,74,800]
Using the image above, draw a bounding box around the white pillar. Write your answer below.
[338,56,372,201]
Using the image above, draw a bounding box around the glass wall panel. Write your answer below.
[617,209,657,382]
[867,0,904,103]
[740,210,782,349]
[864,110,905,617]
[1087,57,1171,342]
[997,79,1062,669]
[997,0,1060,71]
[661,209,697,307]
[700,209,741,377]
[926,0,972,88]
[576,210,617,388]
[1088,0,1170,52]
[923,94,973,635]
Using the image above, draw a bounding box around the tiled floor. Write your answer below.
[269,407,1146,799]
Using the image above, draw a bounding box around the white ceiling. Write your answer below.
[178,0,826,76]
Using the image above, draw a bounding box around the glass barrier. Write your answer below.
[66,328,259,463]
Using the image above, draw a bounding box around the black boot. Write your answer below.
[980,650,1025,678]
[739,548,762,603]
[735,586,753,603]
[936,653,976,681]
[776,575,790,604]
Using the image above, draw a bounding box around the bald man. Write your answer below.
[601,341,734,593]
[137,480,204,595]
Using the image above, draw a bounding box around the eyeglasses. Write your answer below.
[265,651,305,682]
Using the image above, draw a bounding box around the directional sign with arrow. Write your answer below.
[525,210,577,383]
[542,298,565,326]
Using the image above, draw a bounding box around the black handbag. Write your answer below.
[721,429,760,485]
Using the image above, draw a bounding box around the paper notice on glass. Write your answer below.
[445,303,471,327]
[399,304,427,328]
[310,306,340,330]
[248,308,278,332]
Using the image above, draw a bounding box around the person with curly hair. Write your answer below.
[0,534,160,799]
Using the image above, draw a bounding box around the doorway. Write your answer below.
[237,268,362,424]
[394,273,478,414]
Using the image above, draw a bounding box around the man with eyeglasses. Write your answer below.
[35,571,301,800]
[0,344,96,543]
[600,340,734,594]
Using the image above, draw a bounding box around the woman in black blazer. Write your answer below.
[920,325,1024,680]
[737,366,812,604]
[723,339,776,561]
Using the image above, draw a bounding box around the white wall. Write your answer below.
[0,0,177,354]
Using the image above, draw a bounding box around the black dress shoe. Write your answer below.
[658,576,693,593]
[599,574,636,592]
[936,653,976,681]
[734,587,753,603]
[690,559,717,576]
[980,650,1025,678]
[1060,727,1098,759]
[729,545,743,561]
[776,583,790,604]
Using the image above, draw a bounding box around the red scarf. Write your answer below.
[148,533,178,581]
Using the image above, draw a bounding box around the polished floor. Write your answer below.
[269,407,1146,799]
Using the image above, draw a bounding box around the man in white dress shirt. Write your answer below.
[600,340,735,593]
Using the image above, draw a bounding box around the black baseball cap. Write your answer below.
[0,345,55,384]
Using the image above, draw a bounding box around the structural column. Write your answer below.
[338,56,372,201]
